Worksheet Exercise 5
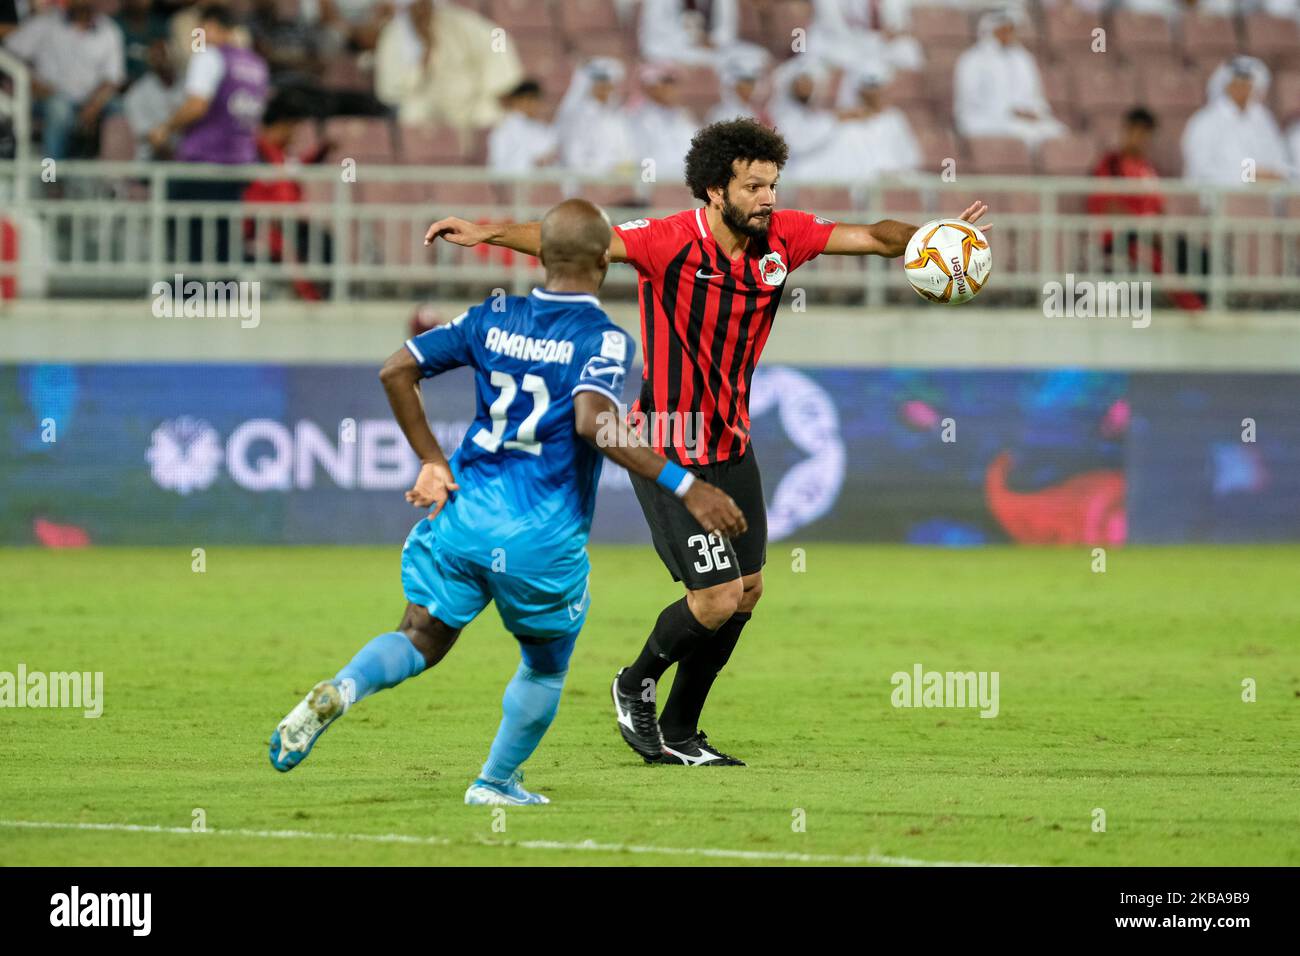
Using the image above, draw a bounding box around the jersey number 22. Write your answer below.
[473,370,550,456]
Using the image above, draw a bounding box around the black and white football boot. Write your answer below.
[659,730,745,767]
[611,668,664,763]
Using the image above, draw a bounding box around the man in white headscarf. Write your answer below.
[628,63,701,183]
[953,7,1066,150]
[706,46,771,125]
[823,63,921,185]
[807,0,924,74]
[554,56,638,176]
[1182,56,1290,184]
[767,58,841,181]
[638,0,767,74]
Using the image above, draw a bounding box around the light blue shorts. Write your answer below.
[400,518,589,672]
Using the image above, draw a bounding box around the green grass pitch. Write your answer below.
[1,544,1296,867]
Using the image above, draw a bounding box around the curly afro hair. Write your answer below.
[683,118,789,203]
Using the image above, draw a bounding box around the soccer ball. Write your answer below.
[903,219,992,305]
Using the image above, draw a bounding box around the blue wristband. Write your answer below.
[656,461,695,498]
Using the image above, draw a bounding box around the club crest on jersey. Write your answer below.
[758,251,787,287]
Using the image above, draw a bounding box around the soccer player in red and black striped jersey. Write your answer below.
[426,118,990,767]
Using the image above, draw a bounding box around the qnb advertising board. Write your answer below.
[3,364,1299,546]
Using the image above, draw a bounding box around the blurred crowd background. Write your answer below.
[2,0,1299,181]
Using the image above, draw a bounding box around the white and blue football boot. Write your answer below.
[269,679,348,772]
[464,770,550,806]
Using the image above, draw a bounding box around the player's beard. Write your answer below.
[721,195,772,240]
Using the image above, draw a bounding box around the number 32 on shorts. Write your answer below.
[687,533,732,574]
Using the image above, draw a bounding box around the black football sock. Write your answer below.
[659,611,750,742]
[618,598,716,699]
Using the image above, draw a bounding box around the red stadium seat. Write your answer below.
[1139,65,1207,116]
[1040,69,1074,123]
[675,65,722,118]
[487,0,554,32]
[1041,4,1102,57]
[1271,70,1300,125]
[566,30,634,59]
[1243,14,1300,70]
[1162,193,1204,217]
[1179,14,1239,64]
[1149,121,1191,178]
[652,184,695,209]
[738,0,765,44]
[1222,193,1274,218]
[557,0,619,35]
[879,187,924,216]
[788,186,853,214]
[911,5,974,48]
[397,124,471,165]
[764,0,813,59]
[323,117,396,162]
[1037,133,1099,176]
[965,136,1033,175]
[883,70,929,113]
[1111,12,1176,61]
[1073,63,1140,114]
[913,126,959,173]
[512,33,570,76]
[429,181,507,207]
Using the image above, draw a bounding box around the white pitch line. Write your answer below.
[0,819,1022,867]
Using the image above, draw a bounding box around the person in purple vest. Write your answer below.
[150,4,269,265]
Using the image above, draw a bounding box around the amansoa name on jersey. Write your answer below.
[404,288,635,575]
[612,207,836,466]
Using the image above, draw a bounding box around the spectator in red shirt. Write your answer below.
[1088,107,1164,218]
[1088,107,1204,310]
[243,89,333,300]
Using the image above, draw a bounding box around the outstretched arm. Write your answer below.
[822,202,991,258]
[425,216,631,262]
[379,347,459,518]
[573,391,747,539]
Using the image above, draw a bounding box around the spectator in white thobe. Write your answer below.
[1182,56,1290,184]
[554,57,637,176]
[638,0,767,74]
[769,58,874,181]
[825,64,921,185]
[808,0,924,73]
[487,79,559,175]
[706,47,770,125]
[628,63,700,183]
[953,8,1066,150]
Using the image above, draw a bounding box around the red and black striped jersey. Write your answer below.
[613,207,836,465]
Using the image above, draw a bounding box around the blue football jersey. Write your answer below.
[404,288,635,575]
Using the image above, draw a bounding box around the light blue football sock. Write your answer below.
[480,663,567,784]
[334,631,427,706]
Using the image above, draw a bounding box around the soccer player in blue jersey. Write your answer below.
[267,199,746,805]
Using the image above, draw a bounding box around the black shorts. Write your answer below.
[630,445,768,590]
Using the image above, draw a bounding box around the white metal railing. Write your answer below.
[1,159,1299,309]
[0,49,31,205]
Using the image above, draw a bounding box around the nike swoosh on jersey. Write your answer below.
[695,269,725,279]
